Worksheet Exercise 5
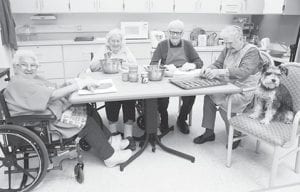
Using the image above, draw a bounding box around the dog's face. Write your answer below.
[260,65,288,90]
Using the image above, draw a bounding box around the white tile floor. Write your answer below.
[21,97,300,192]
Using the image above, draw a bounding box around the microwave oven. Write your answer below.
[121,22,149,39]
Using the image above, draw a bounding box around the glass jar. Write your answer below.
[128,65,138,82]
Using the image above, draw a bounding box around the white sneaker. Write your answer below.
[104,149,132,168]
[109,135,130,151]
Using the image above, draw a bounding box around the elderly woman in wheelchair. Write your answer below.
[0,50,132,191]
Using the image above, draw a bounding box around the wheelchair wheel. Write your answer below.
[74,163,84,184]
[0,125,49,192]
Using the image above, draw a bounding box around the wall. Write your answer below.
[252,15,300,45]
[13,13,236,40]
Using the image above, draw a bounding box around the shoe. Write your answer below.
[109,135,130,151]
[176,120,190,134]
[104,149,132,168]
[193,133,215,144]
[125,137,136,151]
[226,140,241,150]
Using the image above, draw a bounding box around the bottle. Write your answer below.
[197,34,207,47]
[128,65,138,82]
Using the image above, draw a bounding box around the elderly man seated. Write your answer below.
[150,19,203,135]
[193,25,262,149]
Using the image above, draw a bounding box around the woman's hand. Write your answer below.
[181,62,196,71]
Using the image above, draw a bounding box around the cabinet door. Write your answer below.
[10,0,40,13]
[263,0,284,14]
[200,0,222,13]
[37,62,64,79]
[64,61,91,78]
[99,0,124,12]
[150,0,174,12]
[70,0,98,12]
[198,52,212,68]
[174,0,198,13]
[63,44,105,62]
[283,0,300,15]
[241,0,264,14]
[41,0,70,13]
[18,46,63,63]
[124,0,149,12]
[221,0,243,13]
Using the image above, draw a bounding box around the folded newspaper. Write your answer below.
[78,79,117,95]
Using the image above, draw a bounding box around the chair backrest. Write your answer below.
[280,63,300,112]
[0,89,11,120]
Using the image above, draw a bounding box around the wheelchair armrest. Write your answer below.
[8,114,56,125]
[241,86,257,93]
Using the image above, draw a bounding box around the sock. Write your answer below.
[204,128,214,136]
[109,123,117,134]
[124,123,133,138]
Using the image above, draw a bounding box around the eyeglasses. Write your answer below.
[18,63,39,70]
[169,31,183,36]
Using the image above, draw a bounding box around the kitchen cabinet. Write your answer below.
[198,52,212,68]
[10,0,40,13]
[10,0,69,13]
[123,0,174,12]
[99,0,124,12]
[221,0,243,14]
[174,0,221,13]
[70,0,98,12]
[283,0,300,15]
[263,0,285,14]
[241,0,264,14]
[63,44,105,78]
[40,0,70,13]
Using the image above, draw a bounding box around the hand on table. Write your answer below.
[181,63,196,71]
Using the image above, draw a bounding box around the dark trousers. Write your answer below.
[201,95,240,136]
[78,105,114,160]
[158,96,195,127]
[105,100,136,123]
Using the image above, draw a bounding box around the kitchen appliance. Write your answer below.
[150,30,165,48]
[121,22,149,40]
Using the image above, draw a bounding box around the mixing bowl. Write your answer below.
[100,58,122,74]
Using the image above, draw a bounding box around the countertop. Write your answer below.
[18,38,151,46]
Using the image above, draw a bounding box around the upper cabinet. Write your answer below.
[174,0,221,13]
[221,0,243,14]
[10,0,69,13]
[263,0,285,14]
[69,0,98,12]
[10,0,40,13]
[283,0,300,15]
[40,0,70,13]
[123,0,174,12]
[98,0,124,12]
[241,0,264,14]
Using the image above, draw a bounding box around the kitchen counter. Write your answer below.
[194,45,224,52]
[18,38,151,46]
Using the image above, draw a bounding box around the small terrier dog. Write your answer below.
[249,64,294,125]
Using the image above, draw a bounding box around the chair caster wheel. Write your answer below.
[191,158,195,163]
[79,138,91,151]
[74,163,84,184]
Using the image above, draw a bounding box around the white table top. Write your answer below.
[69,72,242,104]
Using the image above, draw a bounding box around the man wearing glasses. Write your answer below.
[150,20,203,135]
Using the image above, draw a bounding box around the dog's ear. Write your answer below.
[279,65,288,76]
[262,63,269,74]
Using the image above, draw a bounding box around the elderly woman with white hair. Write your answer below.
[4,50,133,167]
[193,25,262,149]
[150,20,203,135]
[90,28,137,150]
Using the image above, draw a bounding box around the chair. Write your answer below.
[226,63,300,187]
[0,89,85,191]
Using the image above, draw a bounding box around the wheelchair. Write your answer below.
[0,89,86,192]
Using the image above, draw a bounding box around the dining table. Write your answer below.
[69,72,242,171]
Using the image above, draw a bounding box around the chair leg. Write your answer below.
[269,147,279,187]
[255,140,260,154]
[226,125,234,167]
[295,137,300,173]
